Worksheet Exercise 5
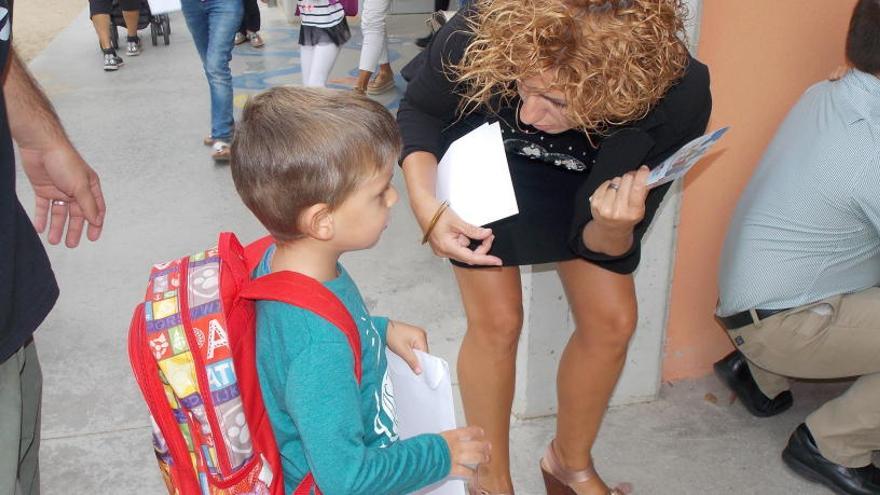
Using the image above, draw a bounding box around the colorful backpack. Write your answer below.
[128,233,362,495]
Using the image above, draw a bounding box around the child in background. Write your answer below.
[230,87,490,495]
[298,0,349,87]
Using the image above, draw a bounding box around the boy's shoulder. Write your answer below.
[256,300,353,349]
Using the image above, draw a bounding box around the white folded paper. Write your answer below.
[386,349,466,495]
[436,122,519,227]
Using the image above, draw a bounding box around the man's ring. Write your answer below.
[608,183,620,191]
[52,199,67,207]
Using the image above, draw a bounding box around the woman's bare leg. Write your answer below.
[553,258,638,495]
[453,265,523,493]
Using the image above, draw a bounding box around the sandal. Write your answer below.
[467,471,513,495]
[211,141,231,162]
[366,71,395,95]
[540,442,630,495]
[203,135,214,146]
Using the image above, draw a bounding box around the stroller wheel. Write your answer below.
[150,21,158,46]
[110,21,119,50]
[162,15,170,45]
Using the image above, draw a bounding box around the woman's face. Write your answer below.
[516,73,575,134]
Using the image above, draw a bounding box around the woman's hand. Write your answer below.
[583,166,650,256]
[386,321,429,374]
[412,195,503,266]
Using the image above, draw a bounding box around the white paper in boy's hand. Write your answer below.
[436,122,519,227]
[386,349,466,495]
[647,127,730,189]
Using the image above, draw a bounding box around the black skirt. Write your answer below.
[299,19,350,46]
[446,112,602,268]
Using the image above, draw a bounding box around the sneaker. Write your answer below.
[126,36,141,56]
[103,49,123,71]
[234,32,247,45]
[247,31,264,48]
[211,141,231,162]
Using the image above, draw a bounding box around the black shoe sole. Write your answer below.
[713,359,793,418]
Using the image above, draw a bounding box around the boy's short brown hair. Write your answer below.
[231,87,401,242]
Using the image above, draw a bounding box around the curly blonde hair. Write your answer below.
[452,0,690,133]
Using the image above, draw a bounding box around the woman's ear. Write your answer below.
[299,203,335,241]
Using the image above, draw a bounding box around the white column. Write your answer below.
[513,0,704,418]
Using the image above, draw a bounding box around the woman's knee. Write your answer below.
[574,306,637,352]
[466,305,524,352]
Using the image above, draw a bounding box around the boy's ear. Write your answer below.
[299,203,335,241]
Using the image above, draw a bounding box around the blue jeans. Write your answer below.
[181,0,243,142]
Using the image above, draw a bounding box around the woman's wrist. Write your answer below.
[410,192,442,230]
[582,220,634,256]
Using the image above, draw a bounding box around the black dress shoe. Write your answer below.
[415,32,434,48]
[713,350,793,417]
[782,424,880,495]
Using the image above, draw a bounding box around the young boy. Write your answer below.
[230,87,489,495]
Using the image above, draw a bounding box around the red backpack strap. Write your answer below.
[237,270,363,384]
[238,270,359,495]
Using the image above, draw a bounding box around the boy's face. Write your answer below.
[331,163,398,251]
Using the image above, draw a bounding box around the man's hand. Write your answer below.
[3,48,106,248]
[386,320,429,374]
[20,145,105,247]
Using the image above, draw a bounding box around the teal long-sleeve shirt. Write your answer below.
[253,247,451,495]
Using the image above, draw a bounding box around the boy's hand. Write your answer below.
[440,426,491,479]
[386,321,428,374]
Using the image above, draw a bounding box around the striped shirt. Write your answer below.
[717,69,880,316]
[298,0,345,28]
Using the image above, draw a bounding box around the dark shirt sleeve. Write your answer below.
[569,58,713,274]
[397,11,475,162]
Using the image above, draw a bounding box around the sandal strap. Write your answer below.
[541,441,597,484]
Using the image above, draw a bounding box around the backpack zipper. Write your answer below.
[177,256,235,476]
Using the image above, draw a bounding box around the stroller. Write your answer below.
[108,0,171,49]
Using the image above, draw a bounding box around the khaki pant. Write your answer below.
[0,341,42,495]
[726,287,880,468]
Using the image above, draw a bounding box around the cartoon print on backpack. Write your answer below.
[217,400,254,469]
[189,261,220,307]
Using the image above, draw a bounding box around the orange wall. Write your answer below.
[662,0,857,380]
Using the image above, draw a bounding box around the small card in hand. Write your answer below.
[647,127,729,188]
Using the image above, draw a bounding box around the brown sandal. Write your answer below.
[540,442,629,495]
[467,473,513,495]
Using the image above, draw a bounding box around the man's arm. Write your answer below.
[4,48,105,247]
